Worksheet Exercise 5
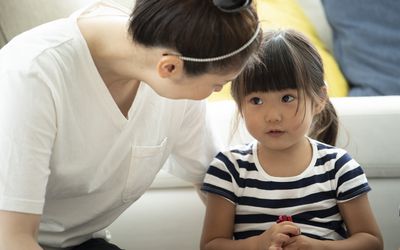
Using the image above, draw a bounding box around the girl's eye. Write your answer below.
[250,97,263,105]
[282,95,295,103]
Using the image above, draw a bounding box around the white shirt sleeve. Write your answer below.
[163,100,221,185]
[0,67,56,214]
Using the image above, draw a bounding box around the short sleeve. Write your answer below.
[334,153,371,203]
[163,100,221,185]
[0,67,56,214]
[202,152,238,204]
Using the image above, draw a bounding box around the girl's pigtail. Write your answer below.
[309,99,338,146]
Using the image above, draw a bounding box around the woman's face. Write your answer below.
[150,69,241,100]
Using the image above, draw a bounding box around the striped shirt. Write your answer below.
[202,138,371,240]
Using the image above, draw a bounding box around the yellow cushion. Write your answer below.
[209,0,348,101]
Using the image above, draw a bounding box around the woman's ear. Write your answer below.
[156,55,184,79]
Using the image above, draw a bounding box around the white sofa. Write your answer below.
[1,0,399,249]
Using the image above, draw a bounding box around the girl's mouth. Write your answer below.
[267,130,285,136]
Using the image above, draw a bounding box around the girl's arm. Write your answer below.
[194,183,207,204]
[0,210,43,250]
[283,193,383,250]
[200,193,300,250]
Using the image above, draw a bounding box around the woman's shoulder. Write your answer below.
[0,19,83,73]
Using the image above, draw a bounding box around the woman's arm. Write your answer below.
[0,210,43,250]
[283,193,383,250]
[200,193,300,250]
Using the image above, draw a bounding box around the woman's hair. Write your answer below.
[128,0,260,76]
[231,29,338,145]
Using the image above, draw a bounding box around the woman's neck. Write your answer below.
[78,15,153,117]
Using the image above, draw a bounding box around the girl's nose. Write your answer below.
[264,108,282,123]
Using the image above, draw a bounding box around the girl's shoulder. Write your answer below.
[309,138,361,170]
[213,142,255,164]
[229,142,254,155]
[309,137,348,155]
[309,137,355,163]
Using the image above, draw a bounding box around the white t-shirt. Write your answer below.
[0,1,219,248]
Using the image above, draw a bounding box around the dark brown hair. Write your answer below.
[231,29,338,145]
[129,0,260,76]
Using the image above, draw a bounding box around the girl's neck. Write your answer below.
[257,137,313,177]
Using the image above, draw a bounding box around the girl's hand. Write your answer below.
[255,221,301,250]
[282,234,320,250]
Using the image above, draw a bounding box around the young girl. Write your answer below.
[200,29,383,250]
[0,0,261,249]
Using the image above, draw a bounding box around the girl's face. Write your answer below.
[241,89,321,152]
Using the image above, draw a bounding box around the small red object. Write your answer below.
[276,215,292,223]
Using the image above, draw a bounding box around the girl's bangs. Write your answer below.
[240,45,300,95]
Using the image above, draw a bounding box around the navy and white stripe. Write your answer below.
[202,138,371,241]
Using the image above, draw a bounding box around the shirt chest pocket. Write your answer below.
[122,137,168,202]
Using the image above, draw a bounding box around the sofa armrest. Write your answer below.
[334,96,400,177]
[152,96,400,189]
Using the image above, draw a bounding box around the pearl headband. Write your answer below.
[167,23,261,63]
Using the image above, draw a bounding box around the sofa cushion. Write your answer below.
[0,0,136,49]
[321,0,400,96]
[0,29,6,48]
[209,0,348,101]
[0,0,97,48]
[296,0,333,52]
[257,0,349,97]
